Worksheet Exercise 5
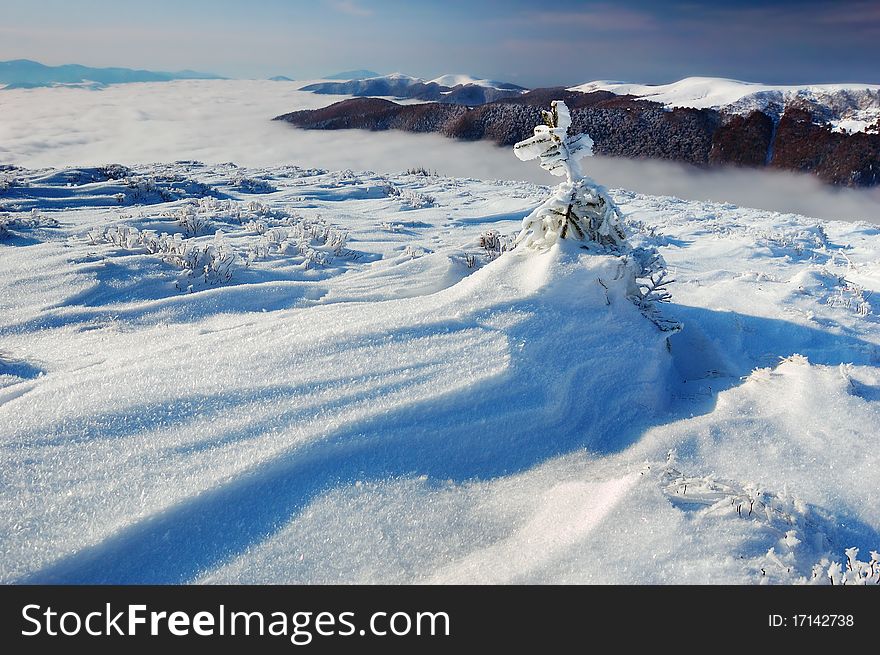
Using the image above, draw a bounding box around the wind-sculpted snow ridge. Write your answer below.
[0,161,878,584]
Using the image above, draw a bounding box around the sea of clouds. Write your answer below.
[1,79,877,223]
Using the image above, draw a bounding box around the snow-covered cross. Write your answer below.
[512,100,625,250]
[513,100,593,183]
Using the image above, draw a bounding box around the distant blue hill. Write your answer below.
[268,75,295,82]
[324,69,380,80]
[0,59,223,88]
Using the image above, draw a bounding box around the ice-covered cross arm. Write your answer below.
[513,100,594,183]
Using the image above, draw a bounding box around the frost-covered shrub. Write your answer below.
[807,549,880,585]
[404,166,438,177]
[232,176,277,194]
[755,224,830,260]
[173,203,211,236]
[788,266,873,317]
[27,209,58,228]
[171,197,288,227]
[825,277,872,316]
[383,181,436,209]
[89,198,356,287]
[656,452,880,585]
[247,218,351,268]
[99,164,132,180]
[123,176,179,203]
[512,100,680,332]
[625,248,679,332]
[479,230,502,257]
[166,198,281,235]
[0,174,28,194]
[476,230,514,263]
[90,224,237,285]
[398,189,436,209]
[513,100,625,249]
[0,209,59,240]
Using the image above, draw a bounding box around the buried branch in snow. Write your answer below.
[513,100,681,332]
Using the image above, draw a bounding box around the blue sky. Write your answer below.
[1,0,878,85]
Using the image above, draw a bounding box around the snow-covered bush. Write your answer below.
[477,230,513,262]
[0,174,28,194]
[512,100,680,332]
[809,549,880,585]
[404,166,438,177]
[403,245,427,259]
[123,176,179,203]
[232,176,277,194]
[656,451,880,585]
[825,277,872,316]
[0,209,59,240]
[383,180,436,209]
[754,224,830,261]
[99,164,132,180]
[89,198,355,287]
[787,265,873,317]
[28,209,58,228]
[173,203,212,236]
[90,224,237,285]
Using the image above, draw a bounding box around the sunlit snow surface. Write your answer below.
[1,163,879,584]
[571,77,880,134]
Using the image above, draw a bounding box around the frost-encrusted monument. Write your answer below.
[513,100,680,332]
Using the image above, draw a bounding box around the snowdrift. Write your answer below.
[2,237,674,583]
[1,163,878,584]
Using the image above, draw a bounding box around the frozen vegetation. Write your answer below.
[0,101,879,585]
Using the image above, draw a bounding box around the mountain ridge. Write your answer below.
[0,59,223,89]
[300,72,528,105]
[276,81,880,187]
[573,77,880,135]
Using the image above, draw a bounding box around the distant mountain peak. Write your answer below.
[0,59,223,89]
[300,72,527,105]
[428,74,526,91]
[324,69,381,80]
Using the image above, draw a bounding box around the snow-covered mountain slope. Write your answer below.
[1,163,879,584]
[571,77,880,134]
[301,73,527,104]
[428,74,525,91]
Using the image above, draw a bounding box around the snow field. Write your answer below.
[1,162,878,583]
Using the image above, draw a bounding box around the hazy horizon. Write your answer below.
[2,0,879,87]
